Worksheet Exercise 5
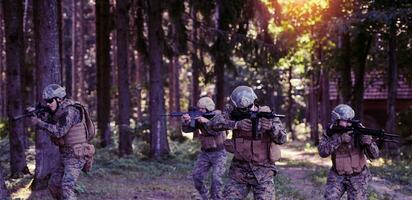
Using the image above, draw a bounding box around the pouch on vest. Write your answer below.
[200,135,217,149]
[335,154,353,175]
[269,142,281,163]
[252,140,267,163]
[223,139,235,153]
[234,138,253,161]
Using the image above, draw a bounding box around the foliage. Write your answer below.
[0,120,7,139]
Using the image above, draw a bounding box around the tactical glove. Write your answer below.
[361,135,372,145]
[260,118,272,131]
[236,119,252,132]
[340,132,352,143]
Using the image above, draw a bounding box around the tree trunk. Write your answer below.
[4,0,30,178]
[96,0,111,147]
[77,0,85,103]
[339,32,352,104]
[214,0,226,110]
[0,0,4,119]
[32,0,61,190]
[62,0,73,99]
[117,0,132,156]
[352,32,372,120]
[309,70,319,144]
[147,0,170,158]
[385,21,399,157]
[320,67,331,130]
[0,167,8,199]
[168,57,183,139]
[287,66,296,140]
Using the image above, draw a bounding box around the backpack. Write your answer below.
[74,103,96,142]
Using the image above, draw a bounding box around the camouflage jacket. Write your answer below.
[36,99,82,139]
[318,131,380,160]
[206,104,286,144]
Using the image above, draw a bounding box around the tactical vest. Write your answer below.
[198,110,226,151]
[53,100,88,147]
[332,139,367,175]
[199,132,226,151]
[231,106,281,164]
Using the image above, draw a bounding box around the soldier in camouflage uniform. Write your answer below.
[206,86,287,200]
[29,84,94,200]
[318,104,380,200]
[181,97,227,200]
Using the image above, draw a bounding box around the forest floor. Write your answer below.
[4,138,412,200]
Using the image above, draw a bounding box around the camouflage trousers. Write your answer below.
[48,152,86,200]
[223,160,276,200]
[324,167,371,200]
[193,149,227,200]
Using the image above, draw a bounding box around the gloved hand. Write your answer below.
[29,116,40,126]
[181,113,191,123]
[196,116,209,124]
[236,119,252,132]
[260,118,272,131]
[340,132,352,143]
[26,106,36,112]
[361,135,373,145]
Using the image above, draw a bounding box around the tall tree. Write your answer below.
[117,0,132,156]
[96,0,111,147]
[385,19,398,155]
[31,0,61,190]
[0,0,5,119]
[62,0,73,98]
[147,0,170,157]
[3,0,30,178]
[0,167,8,199]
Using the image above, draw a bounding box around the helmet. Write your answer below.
[331,104,355,122]
[42,84,66,100]
[230,86,257,108]
[197,97,215,111]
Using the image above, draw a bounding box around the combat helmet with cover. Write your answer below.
[42,84,66,100]
[331,104,355,122]
[230,86,257,109]
[197,97,215,112]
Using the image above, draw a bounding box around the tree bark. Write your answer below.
[147,0,170,158]
[96,0,111,147]
[214,0,227,110]
[352,31,372,120]
[32,0,61,190]
[309,70,319,144]
[287,66,296,140]
[0,0,5,119]
[0,167,8,199]
[339,31,352,104]
[117,0,132,156]
[77,0,85,103]
[62,0,73,99]
[385,21,399,156]
[4,0,30,178]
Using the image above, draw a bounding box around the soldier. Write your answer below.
[181,96,227,200]
[29,84,95,200]
[206,86,287,200]
[318,104,379,200]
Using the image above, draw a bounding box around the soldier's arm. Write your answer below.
[318,133,342,158]
[364,141,380,159]
[269,117,287,144]
[36,106,81,138]
[181,120,196,133]
[206,113,237,131]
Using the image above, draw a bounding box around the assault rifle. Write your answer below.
[326,120,399,147]
[163,107,216,129]
[12,103,50,121]
[230,109,285,140]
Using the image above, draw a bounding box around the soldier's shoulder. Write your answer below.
[258,105,271,112]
